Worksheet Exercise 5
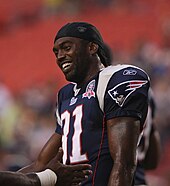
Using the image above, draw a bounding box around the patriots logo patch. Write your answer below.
[82,80,95,99]
[108,80,148,107]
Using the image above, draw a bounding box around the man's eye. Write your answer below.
[64,46,71,51]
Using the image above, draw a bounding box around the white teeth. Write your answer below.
[62,63,70,69]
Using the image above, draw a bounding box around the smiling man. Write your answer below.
[20,22,150,186]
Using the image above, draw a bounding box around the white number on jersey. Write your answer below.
[61,105,88,164]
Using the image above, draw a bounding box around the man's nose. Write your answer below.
[57,50,65,60]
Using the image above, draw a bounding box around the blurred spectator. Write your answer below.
[0,81,57,170]
[0,81,18,147]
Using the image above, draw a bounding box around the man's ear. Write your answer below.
[88,42,99,55]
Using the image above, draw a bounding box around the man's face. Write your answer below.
[53,37,91,84]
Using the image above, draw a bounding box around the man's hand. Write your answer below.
[47,148,92,186]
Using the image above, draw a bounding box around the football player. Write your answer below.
[19,22,150,186]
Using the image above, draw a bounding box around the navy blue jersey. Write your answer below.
[135,89,156,185]
[55,65,150,186]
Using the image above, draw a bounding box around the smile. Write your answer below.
[61,62,72,72]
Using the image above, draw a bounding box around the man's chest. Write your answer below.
[60,90,103,130]
[59,84,104,164]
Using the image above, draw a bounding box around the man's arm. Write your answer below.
[18,133,92,186]
[0,147,92,186]
[0,172,40,186]
[107,117,140,186]
[0,142,63,186]
[43,147,92,186]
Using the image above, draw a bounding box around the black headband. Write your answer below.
[54,22,104,45]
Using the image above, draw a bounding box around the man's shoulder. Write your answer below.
[58,83,74,100]
[99,64,149,83]
[101,64,148,75]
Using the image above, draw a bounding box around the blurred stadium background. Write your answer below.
[0,0,170,185]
